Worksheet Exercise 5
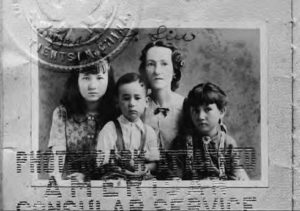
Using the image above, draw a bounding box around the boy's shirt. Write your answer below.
[97,115,160,165]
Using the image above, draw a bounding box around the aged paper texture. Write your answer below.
[293,0,300,210]
[1,0,294,210]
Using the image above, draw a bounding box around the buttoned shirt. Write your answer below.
[97,115,160,164]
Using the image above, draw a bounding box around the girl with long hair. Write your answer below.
[48,60,117,181]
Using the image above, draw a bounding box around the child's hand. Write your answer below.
[171,177,182,181]
[134,169,148,176]
[67,173,85,182]
[122,169,147,176]
[236,169,249,181]
[143,170,156,180]
[49,172,63,181]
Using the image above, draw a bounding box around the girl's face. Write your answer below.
[190,103,225,137]
[78,71,108,102]
[145,46,174,91]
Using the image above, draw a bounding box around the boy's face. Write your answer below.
[118,81,147,122]
[190,103,225,137]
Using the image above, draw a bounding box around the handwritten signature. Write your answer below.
[39,28,139,48]
[38,29,86,48]
[148,25,196,42]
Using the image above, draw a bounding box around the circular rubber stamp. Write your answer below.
[5,0,141,71]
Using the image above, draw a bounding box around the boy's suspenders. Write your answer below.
[101,120,147,179]
[113,119,125,151]
[113,119,147,155]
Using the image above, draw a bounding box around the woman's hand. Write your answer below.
[122,169,148,176]
[66,173,85,182]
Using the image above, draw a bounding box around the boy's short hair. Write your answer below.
[186,82,227,111]
[115,72,147,96]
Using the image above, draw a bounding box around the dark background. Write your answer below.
[39,28,261,179]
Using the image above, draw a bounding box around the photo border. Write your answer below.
[30,22,268,188]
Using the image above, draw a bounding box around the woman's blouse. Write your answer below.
[143,93,184,150]
[48,105,105,180]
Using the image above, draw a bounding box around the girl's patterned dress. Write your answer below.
[48,105,105,180]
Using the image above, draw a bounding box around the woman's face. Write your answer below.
[78,71,108,102]
[145,46,174,91]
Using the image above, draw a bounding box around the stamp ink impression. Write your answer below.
[5,0,141,71]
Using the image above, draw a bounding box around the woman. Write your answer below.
[48,60,117,182]
[139,41,185,150]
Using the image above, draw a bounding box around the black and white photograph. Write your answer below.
[2,0,297,210]
[35,27,267,186]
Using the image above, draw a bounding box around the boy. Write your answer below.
[97,73,160,179]
[173,82,249,180]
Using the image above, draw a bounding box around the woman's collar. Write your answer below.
[148,92,184,108]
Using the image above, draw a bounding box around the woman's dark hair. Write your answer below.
[139,41,184,91]
[60,60,117,122]
[180,82,228,135]
[115,72,147,96]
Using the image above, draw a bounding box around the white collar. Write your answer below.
[147,93,184,109]
[118,115,145,133]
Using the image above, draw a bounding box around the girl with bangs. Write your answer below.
[172,82,249,180]
[48,60,117,182]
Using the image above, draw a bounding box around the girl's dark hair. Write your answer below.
[60,60,117,122]
[185,82,227,111]
[180,82,228,135]
[138,41,184,91]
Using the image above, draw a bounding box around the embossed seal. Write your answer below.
[5,0,141,71]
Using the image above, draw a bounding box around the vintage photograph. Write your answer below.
[4,0,297,210]
[35,27,267,186]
